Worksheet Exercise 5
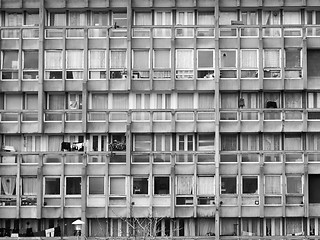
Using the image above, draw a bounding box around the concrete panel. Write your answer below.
[284,78,304,90]
[109,79,128,90]
[152,122,172,132]
[42,207,62,218]
[175,80,195,90]
[21,81,38,91]
[86,207,106,218]
[197,122,215,133]
[264,206,283,217]
[175,122,195,132]
[152,197,171,206]
[220,164,238,175]
[220,206,239,217]
[175,164,195,175]
[131,122,152,133]
[197,206,216,217]
[285,206,304,216]
[285,163,304,174]
[241,206,260,217]
[108,207,128,217]
[64,165,82,175]
[0,166,18,176]
[197,164,215,175]
[0,123,19,134]
[220,122,240,132]
[132,206,151,218]
[87,80,108,91]
[43,80,64,91]
[196,80,215,90]
[196,38,215,49]
[175,207,194,217]
[21,123,39,133]
[309,204,320,217]
[152,164,171,175]
[263,163,283,174]
[64,122,83,133]
[65,80,83,91]
[1,39,19,49]
[88,39,107,49]
[131,80,151,91]
[152,206,171,217]
[220,79,239,90]
[43,122,63,133]
[240,79,260,90]
[109,164,127,175]
[87,122,108,133]
[175,39,194,48]
[109,39,127,48]
[20,165,38,175]
[153,80,173,91]
[131,39,151,49]
[1,81,20,91]
[20,207,38,218]
[64,207,81,218]
[241,164,260,175]
[131,164,151,175]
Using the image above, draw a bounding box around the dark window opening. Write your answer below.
[307,50,320,77]
[309,175,320,203]
[221,177,237,194]
[154,177,169,194]
[66,177,81,195]
[133,178,148,194]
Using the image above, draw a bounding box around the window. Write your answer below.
[197,176,215,195]
[68,93,82,110]
[176,175,194,196]
[220,50,237,78]
[198,93,214,109]
[23,135,41,152]
[241,134,259,151]
[176,49,194,79]
[90,93,108,110]
[66,50,83,80]
[134,12,152,25]
[132,50,150,79]
[91,11,108,26]
[287,176,302,194]
[264,92,281,108]
[197,50,214,79]
[91,135,107,151]
[21,177,37,205]
[133,177,148,195]
[198,134,214,151]
[110,177,126,195]
[307,50,320,77]
[219,11,237,25]
[69,11,86,26]
[1,50,19,80]
[176,11,194,25]
[241,50,258,78]
[112,12,127,28]
[241,11,257,25]
[284,134,301,151]
[45,50,63,79]
[283,11,301,25]
[198,12,214,25]
[112,93,128,110]
[265,175,282,205]
[4,12,23,26]
[242,176,258,194]
[263,134,281,151]
[154,177,170,194]
[154,11,171,37]
[4,94,22,110]
[65,177,81,195]
[241,92,259,109]
[154,50,170,69]
[265,218,282,236]
[221,176,237,194]
[241,218,260,236]
[262,11,280,25]
[49,12,66,26]
[309,175,320,203]
[88,50,106,80]
[154,134,171,151]
[285,49,301,68]
[286,218,303,236]
[177,93,194,110]
[110,51,127,79]
[264,49,281,78]
[88,177,104,195]
[177,134,194,151]
[23,51,38,80]
[45,177,60,195]
[307,11,320,25]
[221,134,237,151]
[307,133,320,151]
[134,134,152,151]
[47,93,64,111]
[0,176,16,195]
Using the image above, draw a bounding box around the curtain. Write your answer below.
[48,94,64,110]
[264,93,280,108]
[242,12,257,25]
[89,50,106,69]
[283,12,301,24]
[69,12,86,26]
[219,12,237,25]
[198,12,214,25]
[176,50,193,69]
[286,218,302,235]
[263,134,280,151]
[197,218,214,236]
[22,177,37,195]
[264,50,280,68]
[307,133,320,151]
[199,93,214,109]
[285,93,302,108]
[155,12,171,25]
[221,93,237,108]
[262,11,280,25]
[112,94,128,109]
[25,13,39,25]
[284,134,301,150]
[197,177,214,195]
[184,219,195,236]
[48,135,63,151]
[242,93,258,109]
[134,134,152,151]
[5,13,23,26]
[308,93,320,108]
[221,134,237,151]
[154,134,171,151]
[265,176,281,194]
[135,94,150,109]
[90,219,106,237]
[135,12,151,25]
[242,50,258,68]
[110,51,126,69]
[154,50,170,68]
[50,13,66,26]
[241,134,259,151]
[25,94,38,110]
[177,12,193,25]
[178,93,193,109]
[287,177,302,194]
[45,51,62,69]
[25,136,41,151]
[176,176,194,194]
[133,51,149,69]
[91,94,108,109]
[67,50,83,69]
[221,218,238,236]
[4,135,21,151]
[242,218,259,236]
[1,176,16,195]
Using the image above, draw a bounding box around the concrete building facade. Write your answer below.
[1,0,320,238]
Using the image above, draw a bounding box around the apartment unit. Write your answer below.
[1,0,320,238]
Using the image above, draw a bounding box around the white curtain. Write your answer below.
[176,176,194,194]
[196,218,215,236]
[48,135,63,151]
[262,11,280,25]
[67,50,83,69]
[69,12,86,26]
[241,134,259,151]
[110,177,125,195]
[199,93,214,109]
[219,12,237,25]
[91,94,108,109]
[286,218,302,235]
[283,12,301,24]
[307,133,320,151]
[265,176,281,194]
[220,218,238,236]
[178,93,193,109]
[1,176,16,195]
[112,94,128,109]
[198,12,214,25]
[308,93,320,108]
[176,50,193,69]
[284,134,301,150]
[242,93,258,109]
[135,12,152,25]
[264,50,280,68]
[45,51,62,69]
[241,50,258,68]
[197,177,214,195]
[22,177,37,195]
[177,12,194,25]
[89,50,106,69]
[4,135,21,151]
[48,94,64,110]
[5,13,23,26]
[155,12,171,25]
[242,12,257,25]
[263,134,281,151]
[25,13,39,25]
[285,93,302,108]
[221,93,237,108]
[110,51,127,69]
